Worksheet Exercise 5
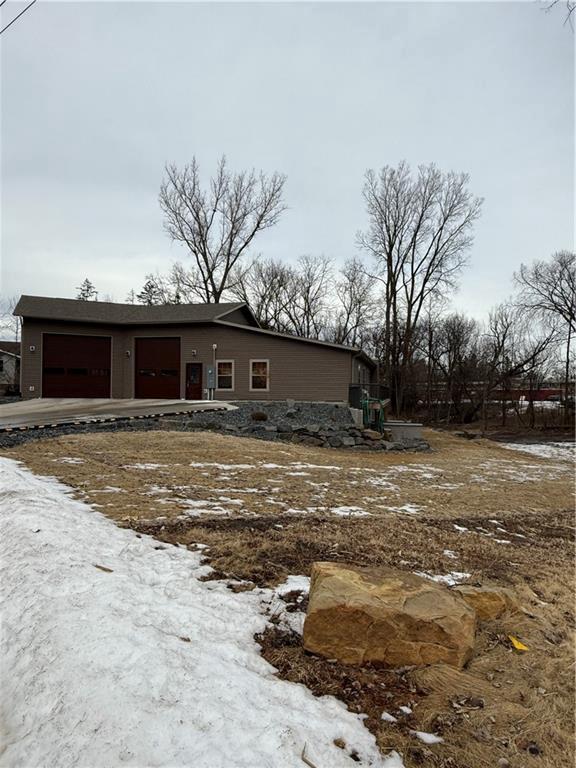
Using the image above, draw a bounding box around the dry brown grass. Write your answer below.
[2,428,574,768]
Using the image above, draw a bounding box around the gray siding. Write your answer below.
[21,319,363,401]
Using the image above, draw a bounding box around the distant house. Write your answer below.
[14,295,375,401]
[0,340,21,395]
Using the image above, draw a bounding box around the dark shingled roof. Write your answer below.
[13,294,376,366]
[14,295,254,326]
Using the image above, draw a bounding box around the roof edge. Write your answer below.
[214,319,375,365]
[213,303,261,328]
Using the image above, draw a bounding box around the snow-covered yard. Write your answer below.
[0,458,398,768]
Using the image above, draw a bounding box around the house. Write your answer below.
[14,295,375,401]
[0,340,21,395]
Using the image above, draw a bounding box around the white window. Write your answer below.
[216,360,234,390]
[250,359,269,391]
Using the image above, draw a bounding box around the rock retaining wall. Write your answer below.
[0,401,430,452]
[170,400,430,452]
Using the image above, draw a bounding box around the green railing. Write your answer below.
[362,396,388,431]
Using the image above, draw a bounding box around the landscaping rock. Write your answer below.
[299,436,324,447]
[341,436,356,447]
[453,585,518,621]
[303,562,476,668]
[362,429,382,441]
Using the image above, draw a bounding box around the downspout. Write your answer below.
[19,317,24,396]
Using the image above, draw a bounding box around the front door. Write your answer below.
[185,363,203,400]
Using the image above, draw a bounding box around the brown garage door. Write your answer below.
[135,337,180,399]
[42,334,111,397]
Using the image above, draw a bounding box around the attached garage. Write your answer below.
[16,296,376,401]
[134,337,180,399]
[42,334,111,397]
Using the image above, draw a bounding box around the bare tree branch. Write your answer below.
[159,156,286,302]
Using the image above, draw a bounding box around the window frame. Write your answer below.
[216,359,235,391]
[249,358,270,392]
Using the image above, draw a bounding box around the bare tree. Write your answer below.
[328,258,376,347]
[159,156,286,303]
[475,305,555,430]
[358,161,483,413]
[0,0,38,37]
[282,255,333,339]
[231,255,336,339]
[0,295,22,341]
[515,251,575,414]
[231,258,296,331]
[545,0,575,25]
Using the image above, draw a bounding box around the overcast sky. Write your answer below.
[1,1,573,318]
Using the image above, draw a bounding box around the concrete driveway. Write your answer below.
[0,398,233,430]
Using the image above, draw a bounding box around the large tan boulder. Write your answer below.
[453,585,518,621]
[303,562,476,668]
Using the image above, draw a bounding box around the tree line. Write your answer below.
[74,156,574,422]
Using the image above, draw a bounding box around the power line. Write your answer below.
[0,0,38,36]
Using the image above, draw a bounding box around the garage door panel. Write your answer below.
[135,338,180,399]
[42,334,111,397]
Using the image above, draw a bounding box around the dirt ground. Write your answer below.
[3,429,574,768]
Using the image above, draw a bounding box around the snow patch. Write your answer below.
[276,575,311,596]
[415,571,470,586]
[382,504,422,515]
[500,441,575,462]
[363,476,400,491]
[123,462,170,470]
[189,461,254,470]
[411,730,444,745]
[331,506,371,517]
[181,499,235,516]
[0,458,389,768]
